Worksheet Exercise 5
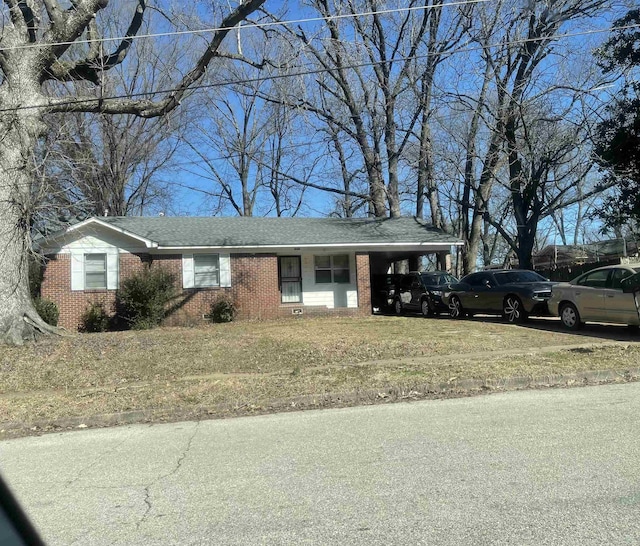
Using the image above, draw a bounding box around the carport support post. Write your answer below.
[437,251,452,273]
[356,253,372,315]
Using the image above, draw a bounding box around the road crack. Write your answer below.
[135,421,200,529]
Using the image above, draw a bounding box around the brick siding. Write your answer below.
[355,253,371,314]
[41,253,147,330]
[42,251,373,330]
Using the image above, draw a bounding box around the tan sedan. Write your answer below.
[549,264,640,330]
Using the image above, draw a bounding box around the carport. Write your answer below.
[369,248,454,276]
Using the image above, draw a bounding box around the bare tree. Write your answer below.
[437,0,610,273]
[409,0,472,227]
[0,0,265,345]
[40,105,182,219]
[35,9,193,222]
[279,0,456,218]
[184,50,308,217]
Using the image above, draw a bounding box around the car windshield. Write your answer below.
[420,273,446,285]
[494,271,546,285]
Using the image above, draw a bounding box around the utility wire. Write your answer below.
[0,0,490,54]
[0,20,634,115]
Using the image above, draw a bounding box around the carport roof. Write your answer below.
[45,215,462,251]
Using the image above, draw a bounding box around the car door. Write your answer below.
[410,274,426,310]
[398,275,415,309]
[402,274,421,311]
[464,272,493,312]
[603,268,639,324]
[572,269,609,321]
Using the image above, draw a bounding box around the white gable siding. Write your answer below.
[44,228,144,255]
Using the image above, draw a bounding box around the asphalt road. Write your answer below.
[1,383,640,545]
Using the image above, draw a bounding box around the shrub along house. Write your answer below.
[39,216,462,329]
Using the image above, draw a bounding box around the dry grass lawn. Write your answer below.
[1,315,638,437]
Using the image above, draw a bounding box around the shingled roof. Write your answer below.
[92,216,461,248]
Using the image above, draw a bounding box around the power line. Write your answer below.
[0,0,489,54]
[1,20,634,116]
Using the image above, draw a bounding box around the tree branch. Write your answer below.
[45,0,145,83]
[46,0,108,62]
[43,0,64,27]
[132,0,266,118]
[45,0,265,116]
[45,0,146,85]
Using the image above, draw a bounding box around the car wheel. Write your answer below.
[503,295,527,323]
[393,298,403,316]
[560,302,583,330]
[449,296,465,319]
[420,299,431,317]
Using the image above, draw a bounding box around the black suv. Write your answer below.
[395,271,459,316]
[371,274,403,313]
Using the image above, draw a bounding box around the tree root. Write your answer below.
[0,307,63,346]
[24,307,63,336]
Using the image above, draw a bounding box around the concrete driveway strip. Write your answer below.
[1,383,640,546]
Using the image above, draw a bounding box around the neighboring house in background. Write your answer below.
[39,216,462,330]
[534,239,639,270]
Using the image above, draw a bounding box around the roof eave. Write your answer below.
[156,241,462,251]
[65,218,159,248]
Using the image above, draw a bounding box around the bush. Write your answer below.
[80,302,110,333]
[33,297,59,326]
[115,267,176,330]
[209,295,237,323]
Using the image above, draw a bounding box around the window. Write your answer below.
[495,271,546,284]
[85,254,107,289]
[182,254,230,289]
[578,269,609,288]
[279,256,302,303]
[314,255,350,284]
[71,250,118,291]
[402,274,418,290]
[610,268,634,290]
[465,272,493,287]
[194,254,219,287]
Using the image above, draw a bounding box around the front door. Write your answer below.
[279,256,302,303]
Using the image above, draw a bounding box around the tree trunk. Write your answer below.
[0,100,58,344]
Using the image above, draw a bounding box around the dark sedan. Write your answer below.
[445,269,554,323]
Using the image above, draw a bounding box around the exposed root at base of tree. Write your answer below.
[1,308,62,346]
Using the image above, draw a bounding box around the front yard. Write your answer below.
[1,315,638,437]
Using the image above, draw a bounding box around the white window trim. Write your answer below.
[182,253,231,289]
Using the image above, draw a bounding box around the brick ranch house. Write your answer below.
[39,216,462,330]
